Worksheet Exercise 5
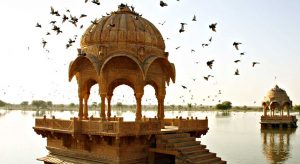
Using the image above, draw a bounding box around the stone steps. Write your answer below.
[167,137,196,143]
[156,132,226,164]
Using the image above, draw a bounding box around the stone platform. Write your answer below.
[33,116,226,164]
[260,115,298,129]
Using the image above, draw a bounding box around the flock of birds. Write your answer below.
[158,0,261,105]
[30,1,262,106]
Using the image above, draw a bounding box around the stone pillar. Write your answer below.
[78,96,83,120]
[135,92,143,121]
[107,94,113,119]
[263,105,268,116]
[100,93,106,119]
[157,93,165,121]
[83,93,90,119]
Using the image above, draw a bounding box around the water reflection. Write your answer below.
[215,111,231,118]
[261,128,296,163]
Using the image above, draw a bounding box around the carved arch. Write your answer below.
[69,56,100,81]
[143,56,176,84]
[100,54,145,79]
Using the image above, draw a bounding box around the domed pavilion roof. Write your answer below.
[80,4,166,59]
[263,85,292,106]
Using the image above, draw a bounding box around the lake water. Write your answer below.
[0,109,299,164]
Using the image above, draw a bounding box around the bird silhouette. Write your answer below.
[46,32,51,35]
[52,25,62,35]
[80,14,87,18]
[206,60,214,69]
[175,46,180,50]
[233,42,242,50]
[209,23,217,32]
[92,0,100,5]
[91,19,97,25]
[179,23,187,33]
[42,39,47,48]
[36,23,42,28]
[160,1,168,7]
[240,52,246,56]
[209,37,212,42]
[159,21,166,25]
[62,15,69,23]
[192,15,196,21]
[69,15,79,27]
[204,75,214,81]
[50,6,60,16]
[234,60,241,63]
[191,49,195,53]
[202,43,209,48]
[49,21,56,24]
[252,62,260,67]
[234,69,240,75]
[181,85,187,89]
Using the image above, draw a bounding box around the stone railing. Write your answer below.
[164,117,208,131]
[35,118,74,132]
[34,117,161,137]
[261,115,297,122]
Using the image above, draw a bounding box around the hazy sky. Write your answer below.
[0,0,300,106]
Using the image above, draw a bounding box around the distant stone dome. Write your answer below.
[80,4,166,60]
[264,85,291,106]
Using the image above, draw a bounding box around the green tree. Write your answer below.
[20,101,29,106]
[0,100,6,107]
[69,103,75,107]
[31,100,47,109]
[293,105,300,111]
[187,103,192,109]
[92,102,97,108]
[46,101,53,108]
[215,101,232,110]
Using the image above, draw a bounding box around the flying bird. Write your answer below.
[80,14,87,18]
[160,1,168,7]
[252,62,260,67]
[159,21,166,25]
[209,37,212,42]
[36,23,42,28]
[62,15,69,23]
[49,21,56,24]
[233,42,242,50]
[192,15,196,21]
[52,25,62,35]
[234,60,241,63]
[50,6,60,16]
[191,49,195,53]
[240,52,246,56]
[204,75,214,81]
[181,85,187,89]
[209,23,217,32]
[179,23,187,33]
[91,19,98,25]
[202,43,209,48]
[234,69,240,75]
[206,60,215,69]
[175,46,180,50]
[92,0,100,5]
[41,39,47,48]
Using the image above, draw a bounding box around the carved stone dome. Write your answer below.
[80,4,165,60]
[264,85,291,106]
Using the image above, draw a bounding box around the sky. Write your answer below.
[0,0,300,106]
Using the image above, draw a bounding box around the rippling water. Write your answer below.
[0,109,299,164]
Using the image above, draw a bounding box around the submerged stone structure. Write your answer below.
[261,85,297,128]
[34,4,226,164]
